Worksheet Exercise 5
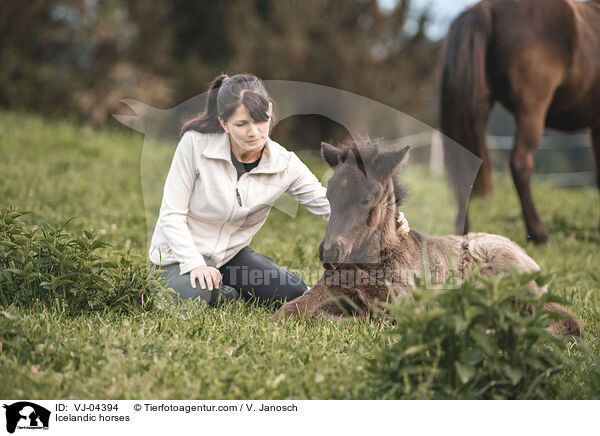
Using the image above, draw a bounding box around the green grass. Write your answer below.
[0,302,390,399]
[0,110,599,399]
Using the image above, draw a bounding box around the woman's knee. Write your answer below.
[209,284,240,305]
[171,281,240,306]
[151,263,240,305]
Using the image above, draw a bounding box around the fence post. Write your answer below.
[430,131,444,173]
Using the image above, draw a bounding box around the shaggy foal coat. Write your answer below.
[275,138,583,337]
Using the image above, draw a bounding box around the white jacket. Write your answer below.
[149,131,331,274]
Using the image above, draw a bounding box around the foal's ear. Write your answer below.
[321,141,341,168]
[374,145,410,179]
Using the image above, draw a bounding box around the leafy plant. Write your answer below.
[370,271,574,399]
[0,207,166,315]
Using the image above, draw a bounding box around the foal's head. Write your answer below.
[319,137,410,269]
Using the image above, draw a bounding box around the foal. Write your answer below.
[275,138,583,337]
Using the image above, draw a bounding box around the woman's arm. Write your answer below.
[286,152,330,221]
[159,132,208,274]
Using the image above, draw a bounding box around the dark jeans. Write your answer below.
[151,246,308,305]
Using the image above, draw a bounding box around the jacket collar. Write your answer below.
[201,133,286,174]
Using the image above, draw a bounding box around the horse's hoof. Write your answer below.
[527,231,548,244]
[274,306,287,320]
[274,304,299,321]
[274,307,283,319]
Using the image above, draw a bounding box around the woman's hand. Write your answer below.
[189,266,222,290]
[396,211,410,235]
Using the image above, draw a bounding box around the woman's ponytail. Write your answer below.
[180,74,229,136]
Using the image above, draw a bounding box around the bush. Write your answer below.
[0,207,165,315]
[369,271,572,399]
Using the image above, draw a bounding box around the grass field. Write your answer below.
[1,111,599,399]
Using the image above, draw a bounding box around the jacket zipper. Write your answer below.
[211,163,240,261]
[236,185,242,206]
[236,170,251,206]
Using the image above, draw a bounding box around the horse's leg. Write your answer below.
[443,101,494,236]
[590,128,600,231]
[506,45,567,243]
[510,107,550,243]
[508,53,572,246]
[274,281,334,320]
[456,160,472,235]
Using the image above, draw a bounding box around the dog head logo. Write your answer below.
[3,402,50,434]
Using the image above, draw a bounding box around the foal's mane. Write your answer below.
[332,136,409,207]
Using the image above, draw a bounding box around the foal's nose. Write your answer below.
[320,237,350,269]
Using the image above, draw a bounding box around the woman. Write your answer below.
[149,73,409,305]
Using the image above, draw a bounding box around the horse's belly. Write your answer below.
[545,99,596,131]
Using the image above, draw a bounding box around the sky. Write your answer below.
[378,0,480,39]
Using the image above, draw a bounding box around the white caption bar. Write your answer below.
[0,400,597,435]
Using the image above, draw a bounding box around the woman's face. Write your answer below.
[219,103,272,154]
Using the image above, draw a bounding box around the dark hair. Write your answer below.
[180,73,274,136]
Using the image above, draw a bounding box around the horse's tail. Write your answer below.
[441,1,494,199]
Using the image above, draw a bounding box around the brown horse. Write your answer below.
[441,0,600,243]
[275,137,583,337]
